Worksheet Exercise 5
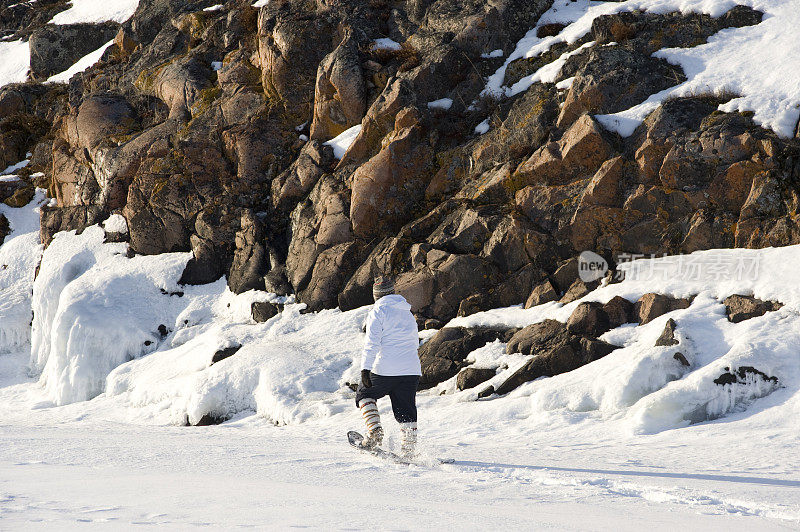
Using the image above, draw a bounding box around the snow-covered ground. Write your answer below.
[0,0,799,526]
[1,197,800,526]
[1,357,799,529]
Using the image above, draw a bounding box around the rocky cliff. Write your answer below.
[1,0,799,332]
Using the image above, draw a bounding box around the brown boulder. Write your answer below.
[3,185,34,208]
[457,367,496,391]
[286,175,354,300]
[252,301,279,323]
[338,79,414,167]
[29,22,119,79]
[557,46,684,128]
[71,94,136,152]
[566,302,611,338]
[456,264,546,317]
[0,90,25,119]
[418,327,511,389]
[338,235,412,312]
[142,57,212,120]
[506,319,564,356]
[560,279,598,304]
[299,241,362,312]
[635,293,692,324]
[124,140,229,256]
[634,138,671,184]
[428,207,492,256]
[271,140,334,212]
[395,267,436,314]
[723,294,783,323]
[551,258,578,293]
[525,279,559,308]
[228,210,268,294]
[602,296,634,328]
[40,205,107,247]
[481,213,544,273]
[500,320,618,395]
[579,156,623,208]
[179,204,240,286]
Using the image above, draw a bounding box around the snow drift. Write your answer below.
[0,189,47,352]
[29,223,194,405]
[13,216,798,437]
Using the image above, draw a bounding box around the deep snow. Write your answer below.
[0,188,47,353]
[1,210,799,527]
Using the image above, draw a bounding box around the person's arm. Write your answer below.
[361,307,383,372]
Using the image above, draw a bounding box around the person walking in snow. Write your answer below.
[355,275,422,456]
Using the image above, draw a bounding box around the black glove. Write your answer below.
[361,369,372,388]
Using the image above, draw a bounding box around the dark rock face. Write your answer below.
[457,367,496,391]
[506,319,566,357]
[723,294,783,323]
[8,0,791,330]
[0,213,9,245]
[558,46,684,128]
[418,327,514,389]
[559,279,599,304]
[40,205,107,247]
[673,352,690,366]
[228,211,268,294]
[193,413,227,426]
[525,279,559,308]
[29,23,120,79]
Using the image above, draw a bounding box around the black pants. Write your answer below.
[355,373,420,423]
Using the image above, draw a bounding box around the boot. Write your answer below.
[358,398,383,449]
[400,422,417,458]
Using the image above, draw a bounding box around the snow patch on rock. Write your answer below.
[0,40,30,90]
[47,40,114,84]
[102,213,128,234]
[50,0,140,24]
[324,124,361,159]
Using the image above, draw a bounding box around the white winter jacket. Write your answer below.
[361,294,422,376]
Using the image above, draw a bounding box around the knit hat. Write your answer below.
[372,275,395,300]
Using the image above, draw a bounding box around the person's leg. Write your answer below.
[354,373,391,448]
[388,376,420,456]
